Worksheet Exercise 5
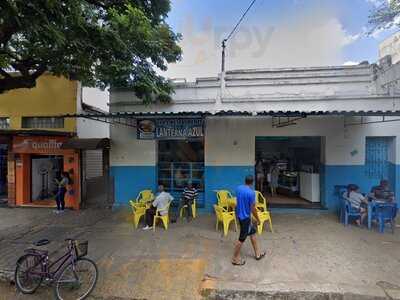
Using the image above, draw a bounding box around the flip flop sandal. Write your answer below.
[231,259,246,266]
[255,252,266,261]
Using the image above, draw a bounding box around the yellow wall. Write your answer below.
[0,74,78,132]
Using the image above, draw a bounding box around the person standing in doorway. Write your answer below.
[255,158,265,193]
[270,162,280,196]
[232,175,266,266]
[54,172,69,213]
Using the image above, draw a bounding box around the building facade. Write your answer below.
[0,74,109,209]
[109,62,400,212]
[379,32,400,65]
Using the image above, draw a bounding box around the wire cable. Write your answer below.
[224,0,258,42]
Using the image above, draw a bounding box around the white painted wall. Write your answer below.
[205,116,400,166]
[110,125,156,166]
[111,65,400,113]
[379,32,400,65]
[77,86,110,138]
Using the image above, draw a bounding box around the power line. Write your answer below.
[221,0,258,72]
[224,0,258,43]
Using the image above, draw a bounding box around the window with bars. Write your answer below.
[0,118,10,129]
[21,117,64,129]
[365,137,391,179]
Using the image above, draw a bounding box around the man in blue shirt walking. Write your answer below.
[232,175,266,265]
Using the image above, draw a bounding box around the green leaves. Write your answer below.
[0,0,181,102]
[368,0,400,33]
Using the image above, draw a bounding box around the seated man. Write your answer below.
[370,180,394,202]
[143,185,173,230]
[347,184,368,226]
[179,182,198,222]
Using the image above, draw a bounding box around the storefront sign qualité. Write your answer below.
[137,118,204,140]
[12,136,68,154]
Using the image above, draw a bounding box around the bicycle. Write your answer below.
[15,238,98,300]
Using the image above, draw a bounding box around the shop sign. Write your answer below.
[137,118,204,140]
[13,136,67,153]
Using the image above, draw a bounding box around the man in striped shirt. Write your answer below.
[180,182,198,222]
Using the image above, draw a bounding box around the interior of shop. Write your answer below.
[0,144,7,202]
[31,155,63,206]
[255,136,322,208]
[157,140,204,207]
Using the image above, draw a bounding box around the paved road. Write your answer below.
[0,207,400,299]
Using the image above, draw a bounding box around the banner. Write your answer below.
[137,118,204,140]
[12,136,68,154]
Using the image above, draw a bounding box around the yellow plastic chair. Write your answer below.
[136,190,154,205]
[255,191,268,211]
[253,191,273,234]
[153,200,172,231]
[214,204,237,236]
[216,190,236,211]
[179,199,197,219]
[129,200,146,229]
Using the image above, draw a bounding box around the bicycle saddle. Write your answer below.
[34,239,50,246]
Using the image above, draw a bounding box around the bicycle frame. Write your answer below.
[23,243,77,282]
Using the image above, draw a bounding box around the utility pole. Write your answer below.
[219,39,227,105]
[221,39,227,73]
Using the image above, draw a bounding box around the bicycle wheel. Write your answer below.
[54,257,98,300]
[15,254,44,294]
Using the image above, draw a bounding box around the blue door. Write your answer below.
[365,137,391,180]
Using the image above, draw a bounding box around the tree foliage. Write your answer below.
[0,0,181,103]
[369,0,400,33]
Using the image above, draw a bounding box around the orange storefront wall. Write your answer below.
[12,136,81,210]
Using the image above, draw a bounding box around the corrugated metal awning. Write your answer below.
[61,138,110,150]
[61,109,400,119]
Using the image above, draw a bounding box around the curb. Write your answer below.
[201,288,390,300]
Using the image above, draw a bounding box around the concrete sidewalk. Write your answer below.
[0,207,399,299]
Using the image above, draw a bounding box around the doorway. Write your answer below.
[31,155,63,205]
[157,140,205,207]
[255,136,322,208]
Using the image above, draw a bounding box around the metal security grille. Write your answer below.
[84,150,103,179]
[365,137,390,179]
[21,117,64,128]
[0,118,10,129]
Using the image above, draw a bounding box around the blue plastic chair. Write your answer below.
[338,189,348,224]
[343,199,362,226]
[335,185,348,223]
[375,203,397,233]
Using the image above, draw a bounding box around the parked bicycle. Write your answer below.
[15,238,98,300]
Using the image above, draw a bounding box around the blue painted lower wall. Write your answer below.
[110,166,156,206]
[204,166,254,212]
[323,164,400,211]
[110,164,400,212]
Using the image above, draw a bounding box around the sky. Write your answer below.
[163,0,399,80]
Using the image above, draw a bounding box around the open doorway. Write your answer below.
[157,140,204,207]
[31,155,63,206]
[255,137,322,208]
